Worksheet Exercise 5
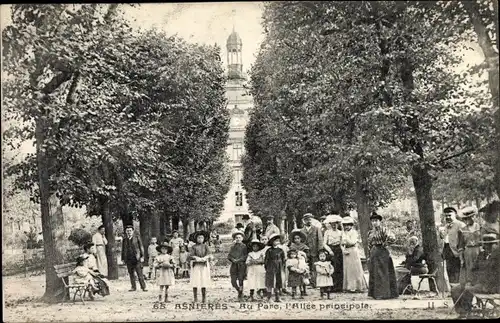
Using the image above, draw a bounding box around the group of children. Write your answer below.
[228,230,336,302]
[149,230,214,303]
[147,233,190,281]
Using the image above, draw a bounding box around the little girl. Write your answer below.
[246,239,266,301]
[72,255,98,299]
[314,249,334,299]
[154,242,175,302]
[189,230,213,303]
[286,249,307,299]
[179,244,190,278]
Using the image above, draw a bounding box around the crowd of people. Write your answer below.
[437,204,500,318]
[67,201,499,316]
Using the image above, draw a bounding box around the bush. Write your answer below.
[213,219,233,235]
[68,228,92,247]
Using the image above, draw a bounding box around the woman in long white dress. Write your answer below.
[341,216,368,292]
[92,225,108,276]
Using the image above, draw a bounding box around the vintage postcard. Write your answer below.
[2,1,499,322]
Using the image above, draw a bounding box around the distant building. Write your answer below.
[220,27,252,224]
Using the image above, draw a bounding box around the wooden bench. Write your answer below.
[54,263,89,305]
[472,293,500,318]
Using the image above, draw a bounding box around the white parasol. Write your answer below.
[310,218,323,229]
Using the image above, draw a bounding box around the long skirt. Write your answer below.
[343,246,368,292]
[157,267,175,286]
[92,275,110,296]
[246,264,266,290]
[368,245,398,299]
[95,246,108,277]
[329,244,344,292]
[459,246,481,285]
[190,261,211,288]
[287,271,303,287]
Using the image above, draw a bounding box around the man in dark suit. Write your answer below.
[300,213,323,287]
[121,225,147,291]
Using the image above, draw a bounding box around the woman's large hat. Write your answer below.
[267,233,281,246]
[370,211,383,221]
[289,229,306,242]
[156,242,172,253]
[324,214,342,224]
[342,216,355,225]
[479,233,500,244]
[232,230,245,240]
[189,230,210,243]
[248,239,265,250]
[460,206,478,219]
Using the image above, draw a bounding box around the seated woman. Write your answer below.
[399,236,428,294]
[80,243,110,298]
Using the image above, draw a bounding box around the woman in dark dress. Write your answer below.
[367,212,398,299]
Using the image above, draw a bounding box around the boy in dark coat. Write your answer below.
[264,233,286,302]
[228,231,248,302]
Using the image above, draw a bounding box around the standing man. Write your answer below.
[264,215,280,239]
[121,225,148,292]
[92,225,108,277]
[300,213,323,287]
[439,207,465,284]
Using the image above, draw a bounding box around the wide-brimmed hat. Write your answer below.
[156,242,172,253]
[189,230,210,243]
[319,215,327,221]
[479,233,500,244]
[264,215,275,220]
[302,213,314,220]
[267,233,281,246]
[248,239,265,250]
[460,206,477,219]
[324,214,343,224]
[370,212,383,221]
[289,229,306,242]
[232,231,245,240]
[342,216,355,225]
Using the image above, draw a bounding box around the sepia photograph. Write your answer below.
[1,1,499,321]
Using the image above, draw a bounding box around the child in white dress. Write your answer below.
[245,239,266,301]
[154,242,175,302]
[314,249,334,299]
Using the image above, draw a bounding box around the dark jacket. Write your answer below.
[471,247,500,293]
[404,244,426,270]
[228,242,248,263]
[121,235,144,264]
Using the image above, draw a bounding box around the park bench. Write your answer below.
[54,262,89,305]
[471,293,500,318]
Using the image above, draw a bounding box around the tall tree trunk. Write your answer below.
[412,164,448,293]
[37,119,65,303]
[139,213,151,262]
[102,197,118,280]
[183,218,190,240]
[462,0,500,198]
[151,208,160,241]
[172,215,179,232]
[355,171,371,258]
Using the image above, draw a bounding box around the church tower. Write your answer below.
[226,27,244,80]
